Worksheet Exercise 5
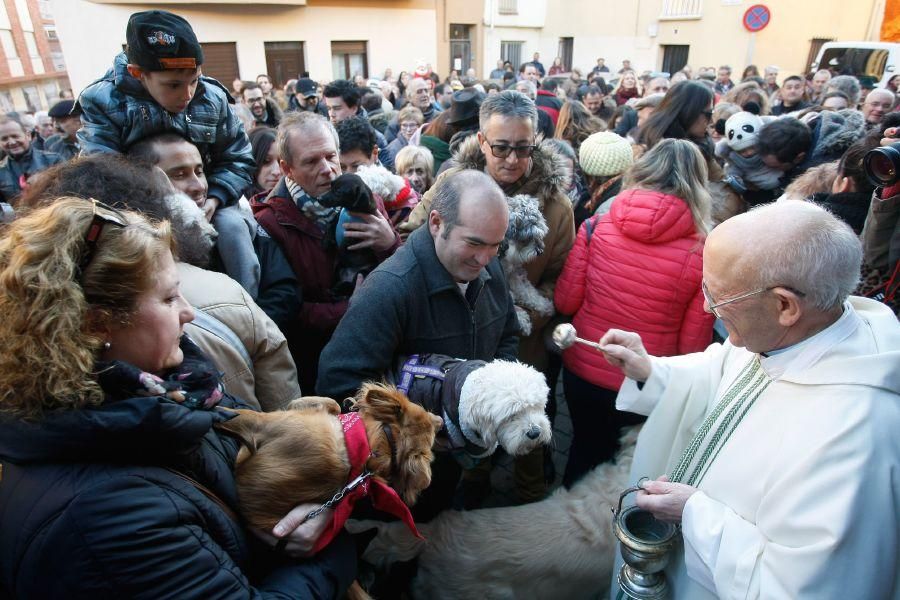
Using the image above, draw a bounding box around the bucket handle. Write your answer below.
[614,476,650,516]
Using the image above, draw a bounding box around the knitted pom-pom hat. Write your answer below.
[578,131,633,177]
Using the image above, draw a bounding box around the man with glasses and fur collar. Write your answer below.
[398,90,576,505]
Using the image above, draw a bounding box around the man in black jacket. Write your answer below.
[317,169,519,519]
[0,115,63,201]
[44,99,82,161]
[242,82,282,129]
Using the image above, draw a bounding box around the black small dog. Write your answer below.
[319,173,380,297]
[318,173,379,215]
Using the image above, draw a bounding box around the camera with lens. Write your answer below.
[864,142,900,187]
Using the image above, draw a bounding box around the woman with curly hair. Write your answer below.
[0,198,355,598]
[554,100,605,152]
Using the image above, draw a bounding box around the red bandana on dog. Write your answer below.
[312,412,423,553]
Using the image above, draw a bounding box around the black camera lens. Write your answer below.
[864,142,900,187]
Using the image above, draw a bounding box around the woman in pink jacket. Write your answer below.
[555,138,715,486]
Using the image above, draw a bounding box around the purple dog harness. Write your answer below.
[396,354,447,395]
[395,355,496,467]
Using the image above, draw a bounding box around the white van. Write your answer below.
[811,41,900,87]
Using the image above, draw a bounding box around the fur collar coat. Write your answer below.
[399,136,576,369]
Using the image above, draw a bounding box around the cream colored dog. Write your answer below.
[347,426,640,600]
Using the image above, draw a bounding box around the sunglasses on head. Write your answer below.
[78,199,128,278]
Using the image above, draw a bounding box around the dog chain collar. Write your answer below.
[274,469,373,553]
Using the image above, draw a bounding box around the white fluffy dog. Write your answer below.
[356,163,405,200]
[501,194,554,336]
[347,426,640,600]
[393,355,551,460]
[459,359,552,457]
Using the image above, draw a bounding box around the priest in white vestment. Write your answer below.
[601,202,900,599]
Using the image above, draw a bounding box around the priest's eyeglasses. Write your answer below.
[701,281,806,319]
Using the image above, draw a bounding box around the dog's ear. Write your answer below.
[214,409,265,452]
[355,382,404,423]
[427,413,443,434]
[287,396,341,415]
[397,452,433,505]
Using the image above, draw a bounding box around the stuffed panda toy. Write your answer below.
[715,111,783,192]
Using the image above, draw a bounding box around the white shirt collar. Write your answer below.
[759,300,860,380]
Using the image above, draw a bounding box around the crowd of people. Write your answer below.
[0,8,897,599]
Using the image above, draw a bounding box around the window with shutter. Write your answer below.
[199,42,239,86]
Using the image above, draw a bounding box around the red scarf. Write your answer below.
[312,412,423,553]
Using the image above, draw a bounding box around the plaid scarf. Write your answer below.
[285,177,339,232]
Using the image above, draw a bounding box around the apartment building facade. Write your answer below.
[54,0,438,94]
[54,0,886,97]
[0,0,71,113]
[473,0,884,80]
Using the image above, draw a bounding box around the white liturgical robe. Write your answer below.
[610,297,900,599]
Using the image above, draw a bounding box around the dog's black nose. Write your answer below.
[526,425,541,440]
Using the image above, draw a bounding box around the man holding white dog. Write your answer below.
[317,169,520,520]
[398,90,575,503]
[598,201,899,598]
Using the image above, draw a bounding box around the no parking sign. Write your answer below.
[743,4,771,32]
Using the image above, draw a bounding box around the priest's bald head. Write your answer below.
[702,202,862,354]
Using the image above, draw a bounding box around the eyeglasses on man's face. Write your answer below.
[701,280,806,319]
[483,138,537,159]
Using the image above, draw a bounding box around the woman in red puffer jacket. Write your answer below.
[555,138,715,486]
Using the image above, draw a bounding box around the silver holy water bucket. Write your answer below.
[611,480,679,599]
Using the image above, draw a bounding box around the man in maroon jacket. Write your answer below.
[252,111,400,392]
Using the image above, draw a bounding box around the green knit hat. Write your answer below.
[579,131,633,177]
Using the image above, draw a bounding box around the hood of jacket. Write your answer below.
[809,191,872,234]
[109,52,149,98]
[609,188,700,244]
[0,395,235,465]
[810,109,866,161]
[451,134,571,210]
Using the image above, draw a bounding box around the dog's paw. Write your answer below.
[533,294,555,316]
[515,306,533,336]
[287,396,341,415]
